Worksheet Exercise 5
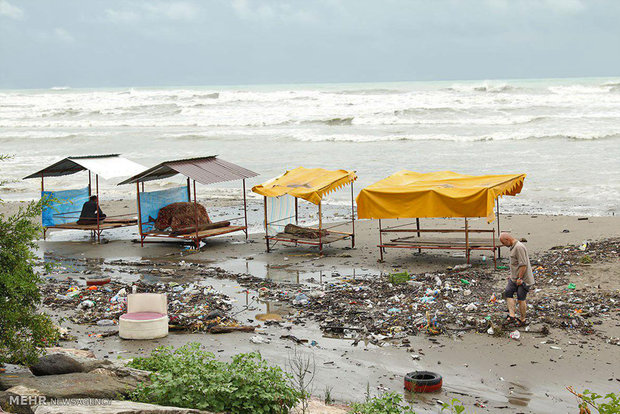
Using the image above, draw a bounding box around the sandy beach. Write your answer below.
[2,198,618,413]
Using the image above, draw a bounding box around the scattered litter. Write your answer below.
[465,303,477,312]
[250,335,270,344]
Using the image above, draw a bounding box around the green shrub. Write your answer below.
[441,398,465,413]
[1,155,59,365]
[128,343,301,413]
[569,388,620,414]
[350,392,416,414]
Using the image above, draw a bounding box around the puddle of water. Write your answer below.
[506,381,532,407]
[214,257,383,285]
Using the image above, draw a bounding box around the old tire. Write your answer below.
[404,371,442,393]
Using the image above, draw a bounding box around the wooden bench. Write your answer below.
[43,217,138,241]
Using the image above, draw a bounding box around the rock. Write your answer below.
[33,400,210,413]
[30,349,111,375]
[90,365,151,386]
[0,372,137,398]
[1,386,42,414]
[29,354,84,376]
[44,348,96,360]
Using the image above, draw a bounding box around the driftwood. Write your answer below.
[170,221,231,236]
[284,224,328,239]
[209,325,255,334]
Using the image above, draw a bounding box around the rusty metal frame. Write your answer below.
[136,176,250,248]
[377,217,499,268]
[263,181,355,254]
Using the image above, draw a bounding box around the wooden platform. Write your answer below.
[270,231,351,244]
[49,219,137,231]
[388,236,496,248]
[143,225,247,240]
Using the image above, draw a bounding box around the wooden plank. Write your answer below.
[174,225,246,239]
[380,228,494,233]
[393,235,491,243]
[388,239,496,248]
[271,231,349,244]
[51,221,137,230]
[381,243,496,251]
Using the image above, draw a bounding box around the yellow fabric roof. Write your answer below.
[252,167,357,205]
[356,171,525,222]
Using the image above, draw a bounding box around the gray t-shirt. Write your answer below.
[509,241,535,285]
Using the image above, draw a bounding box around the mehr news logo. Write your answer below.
[7,396,112,407]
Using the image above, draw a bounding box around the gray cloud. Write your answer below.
[0,0,23,19]
[1,0,619,88]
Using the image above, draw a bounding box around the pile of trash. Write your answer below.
[41,279,245,333]
[37,238,618,344]
[259,238,619,342]
[261,268,504,340]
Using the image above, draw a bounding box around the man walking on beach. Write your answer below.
[500,232,534,327]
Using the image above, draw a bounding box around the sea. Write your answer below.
[1,77,619,216]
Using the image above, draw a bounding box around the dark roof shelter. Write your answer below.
[24,154,145,242]
[119,156,258,248]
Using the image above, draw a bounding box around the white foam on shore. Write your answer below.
[1,78,619,216]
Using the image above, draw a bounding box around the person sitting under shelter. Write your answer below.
[77,195,106,224]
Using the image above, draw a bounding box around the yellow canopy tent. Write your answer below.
[252,167,358,253]
[356,171,526,266]
[252,167,357,205]
[356,170,525,222]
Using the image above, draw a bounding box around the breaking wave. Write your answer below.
[287,132,620,143]
[303,117,354,126]
[331,88,404,95]
[447,82,517,93]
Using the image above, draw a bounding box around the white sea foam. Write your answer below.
[1,78,619,216]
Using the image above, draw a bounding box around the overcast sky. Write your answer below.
[1,0,619,89]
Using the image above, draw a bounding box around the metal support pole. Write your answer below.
[465,218,469,264]
[41,174,46,240]
[496,197,502,259]
[95,174,100,243]
[242,179,248,240]
[379,219,384,262]
[136,182,144,247]
[186,177,191,201]
[351,182,355,248]
[416,218,421,253]
[263,196,270,252]
[492,230,497,269]
[193,180,199,248]
[295,197,298,224]
[88,171,92,196]
[318,201,323,255]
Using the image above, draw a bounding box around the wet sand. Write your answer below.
[2,199,620,413]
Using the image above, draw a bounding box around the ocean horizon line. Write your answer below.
[2,74,620,93]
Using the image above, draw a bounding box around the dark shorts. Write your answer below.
[504,280,529,301]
